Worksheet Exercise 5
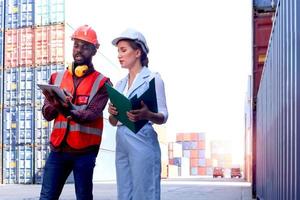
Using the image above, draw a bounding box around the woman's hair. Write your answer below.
[125,39,149,67]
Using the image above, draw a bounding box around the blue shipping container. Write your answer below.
[5,0,34,29]
[0,0,4,29]
[255,0,300,199]
[253,0,278,10]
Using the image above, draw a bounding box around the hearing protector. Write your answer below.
[67,63,89,77]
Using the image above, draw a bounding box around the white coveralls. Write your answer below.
[115,67,168,200]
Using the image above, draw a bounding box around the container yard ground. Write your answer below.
[0,178,253,200]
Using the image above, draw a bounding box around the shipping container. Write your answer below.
[19,27,34,67]
[4,67,33,106]
[252,9,274,198]
[253,12,274,99]
[253,0,278,11]
[48,24,64,63]
[34,24,65,66]
[255,0,300,199]
[3,144,34,184]
[35,0,65,26]
[3,105,33,145]
[0,0,4,29]
[244,76,253,183]
[5,0,34,29]
[4,24,65,68]
[4,29,18,68]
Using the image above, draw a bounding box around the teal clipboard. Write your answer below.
[105,78,157,133]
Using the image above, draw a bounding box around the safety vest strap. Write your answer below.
[72,73,106,110]
[53,121,103,136]
[54,71,65,86]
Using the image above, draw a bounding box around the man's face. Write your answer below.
[72,39,96,65]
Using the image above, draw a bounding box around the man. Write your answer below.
[39,25,110,200]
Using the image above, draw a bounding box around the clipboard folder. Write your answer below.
[105,78,158,133]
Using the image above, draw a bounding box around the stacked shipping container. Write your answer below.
[175,132,206,176]
[0,0,65,184]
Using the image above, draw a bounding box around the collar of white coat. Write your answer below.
[118,66,153,99]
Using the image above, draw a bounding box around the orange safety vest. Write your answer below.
[50,70,107,149]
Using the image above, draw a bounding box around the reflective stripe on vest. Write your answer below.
[50,70,107,149]
[54,71,105,110]
[53,121,103,136]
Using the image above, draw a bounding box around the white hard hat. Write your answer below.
[112,28,149,54]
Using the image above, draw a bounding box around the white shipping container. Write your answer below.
[35,0,65,26]
[168,165,179,177]
[180,157,190,177]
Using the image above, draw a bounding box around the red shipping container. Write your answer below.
[19,27,34,66]
[48,24,65,64]
[5,29,18,68]
[190,150,199,158]
[169,159,174,165]
[168,150,173,159]
[198,167,206,175]
[176,133,184,141]
[190,133,199,141]
[35,26,49,65]
[197,141,205,149]
[190,158,198,167]
[253,11,274,98]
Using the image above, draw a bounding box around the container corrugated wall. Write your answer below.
[1,0,65,184]
[255,0,300,199]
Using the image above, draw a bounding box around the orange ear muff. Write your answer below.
[67,63,88,77]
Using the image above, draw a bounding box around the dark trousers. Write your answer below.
[39,151,97,200]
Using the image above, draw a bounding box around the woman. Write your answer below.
[108,28,168,200]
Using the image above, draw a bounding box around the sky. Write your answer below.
[65,0,252,165]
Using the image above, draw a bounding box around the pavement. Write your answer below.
[0,178,253,200]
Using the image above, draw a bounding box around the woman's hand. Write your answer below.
[127,101,150,122]
[108,102,118,116]
[108,102,118,126]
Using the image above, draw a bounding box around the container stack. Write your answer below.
[168,142,190,177]
[1,0,65,184]
[0,0,4,183]
[250,0,277,194]
[174,132,206,176]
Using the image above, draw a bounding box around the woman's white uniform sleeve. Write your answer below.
[154,73,168,123]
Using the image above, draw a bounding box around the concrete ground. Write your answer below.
[0,178,253,200]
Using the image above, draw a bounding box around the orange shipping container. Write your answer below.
[49,24,65,64]
[35,26,49,65]
[190,150,199,158]
[19,27,34,66]
[176,133,184,141]
[35,24,65,65]
[198,167,206,175]
[197,141,205,149]
[190,158,198,167]
[183,133,192,141]
[190,133,199,141]
[5,29,18,68]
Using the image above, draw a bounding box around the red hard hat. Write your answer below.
[71,25,100,49]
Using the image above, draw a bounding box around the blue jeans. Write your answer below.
[39,151,97,200]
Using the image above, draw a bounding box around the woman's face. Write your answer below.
[117,40,140,69]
